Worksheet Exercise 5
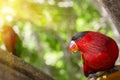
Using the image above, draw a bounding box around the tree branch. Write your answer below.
[88,65,120,80]
[0,48,53,80]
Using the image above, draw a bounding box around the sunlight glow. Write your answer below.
[1,45,6,51]
[9,0,15,2]
[1,7,14,14]
[13,26,19,34]
[6,15,13,22]
[58,1,73,8]
[48,0,55,5]
[34,0,45,3]
[43,10,52,22]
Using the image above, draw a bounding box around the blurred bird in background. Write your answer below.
[1,26,22,57]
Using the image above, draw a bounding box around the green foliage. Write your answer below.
[0,0,114,80]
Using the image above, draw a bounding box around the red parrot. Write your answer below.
[1,26,22,57]
[69,31,119,77]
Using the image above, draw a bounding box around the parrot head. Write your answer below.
[69,31,89,53]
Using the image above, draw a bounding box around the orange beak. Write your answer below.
[69,41,79,53]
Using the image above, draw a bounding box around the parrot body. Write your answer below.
[69,31,119,77]
[2,26,22,57]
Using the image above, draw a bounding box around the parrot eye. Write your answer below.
[72,31,89,41]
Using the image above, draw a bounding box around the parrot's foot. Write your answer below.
[88,74,98,80]
[107,65,120,73]
[88,71,105,80]
[87,66,120,80]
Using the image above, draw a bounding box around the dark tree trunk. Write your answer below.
[100,0,120,32]
[0,48,53,80]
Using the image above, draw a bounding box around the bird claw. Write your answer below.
[88,74,98,80]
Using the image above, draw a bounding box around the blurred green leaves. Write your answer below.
[0,0,114,80]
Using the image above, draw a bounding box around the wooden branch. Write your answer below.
[100,71,120,80]
[0,48,54,80]
[88,65,120,80]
